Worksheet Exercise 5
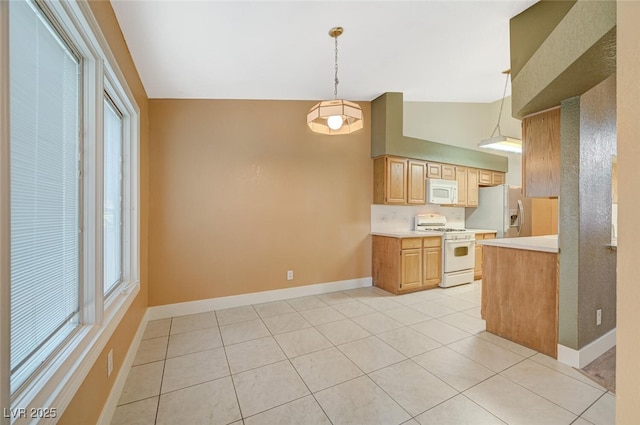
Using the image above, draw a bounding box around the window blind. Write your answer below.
[103,96,123,295]
[9,0,81,391]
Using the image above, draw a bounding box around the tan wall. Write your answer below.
[57,1,149,423]
[616,1,640,422]
[148,99,372,306]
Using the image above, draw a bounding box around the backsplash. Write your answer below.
[371,204,466,233]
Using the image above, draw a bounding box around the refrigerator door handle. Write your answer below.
[517,199,524,236]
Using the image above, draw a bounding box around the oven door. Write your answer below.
[443,239,475,273]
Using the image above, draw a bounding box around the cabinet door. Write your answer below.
[455,167,467,206]
[407,160,426,205]
[479,169,493,186]
[474,244,483,280]
[492,172,505,185]
[522,107,561,197]
[441,164,456,180]
[423,247,442,287]
[385,157,407,204]
[401,248,422,290]
[426,163,442,179]
[467,168,479,207]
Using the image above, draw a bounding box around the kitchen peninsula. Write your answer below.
[479,235,559,358]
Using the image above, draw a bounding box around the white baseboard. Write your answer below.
[146,277,373,321]
[557,328,616,369]
[97,309,150,425]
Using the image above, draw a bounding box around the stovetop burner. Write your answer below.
[427,227,468,232]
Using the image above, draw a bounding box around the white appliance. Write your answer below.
[426,178,458,205]
[465,185,532,238]
[415,214,475,288]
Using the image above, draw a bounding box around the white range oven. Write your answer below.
[415,214,475,288]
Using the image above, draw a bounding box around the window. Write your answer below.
[1,0,140,415]
[104,95,123,296]
[9,0,81,392]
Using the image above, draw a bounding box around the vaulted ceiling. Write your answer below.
[111,0,537,103]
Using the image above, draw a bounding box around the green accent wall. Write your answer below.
[510,0,576,80]
[510,0,616,119]
[371,92,508,172]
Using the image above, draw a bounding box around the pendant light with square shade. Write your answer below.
[307,27,363,135]
[479,70,522,154]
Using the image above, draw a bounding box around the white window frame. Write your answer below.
[0,0,139,422]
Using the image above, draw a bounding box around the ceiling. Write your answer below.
[110,0,538,103]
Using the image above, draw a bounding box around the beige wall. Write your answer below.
[57,1,149,423]
[148,99,372,306]
[616,1,640,422]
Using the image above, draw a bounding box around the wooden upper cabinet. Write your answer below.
[454,167,467,207]
[441,164,456,180]
[522,107,561,197]
[478,169,493,186]
[385,157,407,204]
[492,172,505,185]
[407,160,427,204]
[373,156,426,205]
[467,168,479,207]
[426,163,442,179]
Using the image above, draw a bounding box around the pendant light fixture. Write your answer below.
[479,70,522,154]
[307,27,363,135]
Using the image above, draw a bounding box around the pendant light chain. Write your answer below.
[306,26,363,135]
[490,72,510,138]
[333,34,339,100]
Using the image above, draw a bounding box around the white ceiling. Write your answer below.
[110,0,537,103]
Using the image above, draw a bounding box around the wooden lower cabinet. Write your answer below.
[423,245,442,287]
[400,248,422,290]
[372,236,442,294]
[474,232,496,280]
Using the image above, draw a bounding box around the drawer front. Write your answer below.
[475,233,485,240]
[483,233,497,240]
[422,236,442,248]
[401,238,423,249]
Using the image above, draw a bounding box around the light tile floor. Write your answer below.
[111,282,615,425]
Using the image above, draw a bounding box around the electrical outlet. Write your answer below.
[287,270,294,280]
[596,309,602,326]
[107,349,113,377]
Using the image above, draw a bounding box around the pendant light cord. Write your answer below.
[490,72,510,138]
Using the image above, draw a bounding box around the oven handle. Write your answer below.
[445,239,476,246]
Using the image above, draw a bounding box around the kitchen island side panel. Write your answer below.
[482,245,559,358]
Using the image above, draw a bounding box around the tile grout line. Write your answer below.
[153,316,173,425]
[216,308,245,424]
[262,315,336,425]
[497,356,609,418]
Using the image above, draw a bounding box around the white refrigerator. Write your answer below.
[465,185,531,238]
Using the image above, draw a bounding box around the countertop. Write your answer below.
[468,229,498,235]
[478,235,559,253]
[370,231,443,238]
[371,229,497,238]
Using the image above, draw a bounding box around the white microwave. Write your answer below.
[427,178,458,204]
